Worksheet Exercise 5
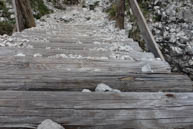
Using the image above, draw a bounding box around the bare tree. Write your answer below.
[12,0,36,32]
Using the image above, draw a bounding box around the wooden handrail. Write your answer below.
[12,0,36,32]
[128,0,165,61]
[12,0,20,32]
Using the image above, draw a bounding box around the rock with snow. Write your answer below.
[37,119,65,129]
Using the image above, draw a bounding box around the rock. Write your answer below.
[95,83,121,93]
[95,83,112,92]
[37,119,65,129]
[60,15,73,23]
[141,64,153,73]
[82,89,92,92]
[146,0,193,80]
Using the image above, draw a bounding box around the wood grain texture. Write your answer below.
[0,56,170,73]
[0,56,191,92]
[0,91,193,129]
[0,71,191,92]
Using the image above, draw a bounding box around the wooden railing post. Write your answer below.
[115,0,125,29]
[12,0,36,32]
[128,0,165,61]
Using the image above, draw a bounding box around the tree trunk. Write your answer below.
[12,0,36,32]
[115,0,125,29]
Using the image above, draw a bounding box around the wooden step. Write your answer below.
[12,34,134,43]
[0,48,155,61]
[13,33,132,43]
[9,37,142,52]
[0,56,170,73]
[24,41,143,52]
[0,56,190,92]
[0,91,193,129]
[0,71,191,92]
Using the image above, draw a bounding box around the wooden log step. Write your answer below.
[14,33,131,43]
[12,32,134,42]
[29,24,102,30]
[0,70,191,92]
[23,41,143,52]
[0,48,155,61]
[19,31,122,38]
[23,28,110,35]
[11,35,137,48]
[0,91,193,129]
[11,35,141,51]
[23,30,125,37]
[0,56,170,73]
[0,47,111,57]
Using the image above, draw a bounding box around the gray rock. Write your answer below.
[82,89,92,92]
[146,0,193,80]
[95,83,112,92]
[37,119,65,129]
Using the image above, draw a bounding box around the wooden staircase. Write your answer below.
[0,7,192,129]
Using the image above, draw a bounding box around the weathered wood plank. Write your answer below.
[0,56,170,73]
[0,47,155,61]
[13,33,131,43]
[13,33,134,43]
[22,41,143,52]
[129,0,165,60]
[0,56,191,92]
[0,91,193,129]
[0,71,191,92]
